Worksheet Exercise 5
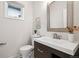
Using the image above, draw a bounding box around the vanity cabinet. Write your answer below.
[34,41,79,58]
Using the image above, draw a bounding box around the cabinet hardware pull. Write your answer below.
[37,48,44,53]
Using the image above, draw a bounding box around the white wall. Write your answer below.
[0,1,33,57]
[73,2,79,26]
[73,2,79,42]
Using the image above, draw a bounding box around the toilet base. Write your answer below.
[21,51,34,58]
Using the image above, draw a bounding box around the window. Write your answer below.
[4,1,24,20]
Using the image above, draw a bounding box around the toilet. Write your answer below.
[20,38,34,58]
[20,45,34,58]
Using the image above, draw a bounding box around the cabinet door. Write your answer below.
[34,42,51,58]
[34,47,50,58]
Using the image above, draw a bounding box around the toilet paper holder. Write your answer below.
[0,42,7,46]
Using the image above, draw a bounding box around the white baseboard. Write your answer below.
[8,53,20,58]
[8,56,16,58]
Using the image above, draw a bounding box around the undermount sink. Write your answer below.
[34,36,79,56]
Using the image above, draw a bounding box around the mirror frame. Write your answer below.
[47,1,73,32]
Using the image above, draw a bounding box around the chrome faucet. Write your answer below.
[53,33,62,39]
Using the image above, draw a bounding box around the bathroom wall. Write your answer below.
[74,2,79,26]
[32,1,79,42]
[0,1,33,57]
[73,1,79,42]
[32,1,47,35]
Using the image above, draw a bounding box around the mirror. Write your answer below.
[47,1,73,32]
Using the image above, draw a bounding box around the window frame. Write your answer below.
[4,1,24,20]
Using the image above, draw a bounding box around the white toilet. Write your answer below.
[20,45,34,58]
[20,38,34,58]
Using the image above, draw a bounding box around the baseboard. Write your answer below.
[8,53,20,58]
[8,55,16,58]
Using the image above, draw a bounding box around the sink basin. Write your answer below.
[34,36,79,56]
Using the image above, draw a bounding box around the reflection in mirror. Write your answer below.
[50,1,67,28]
[47,1,73,32]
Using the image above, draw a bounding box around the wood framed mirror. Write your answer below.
[47,1,73,32]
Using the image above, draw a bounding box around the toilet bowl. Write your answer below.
[20,37,34,58]
[20,45,34,58]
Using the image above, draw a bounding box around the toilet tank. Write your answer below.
[32,36,39,46]
[32,38,34,46]
[32,36,35,46]
[32,35,41,46]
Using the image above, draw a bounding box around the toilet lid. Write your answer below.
[20,45,33,51]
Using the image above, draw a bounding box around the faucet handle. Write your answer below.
[53,33,62,39]
[58,35,62,39]
[53,33,57,38]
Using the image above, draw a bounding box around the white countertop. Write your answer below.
[34,36,79,56]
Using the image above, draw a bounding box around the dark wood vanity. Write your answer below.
[34,41,79,58]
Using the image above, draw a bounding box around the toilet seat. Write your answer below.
[20,45,33,51]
